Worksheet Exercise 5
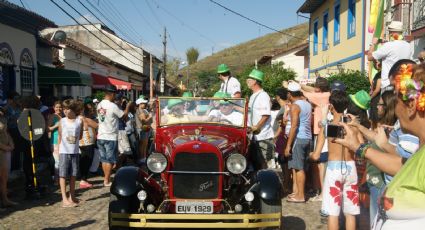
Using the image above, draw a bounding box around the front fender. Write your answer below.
[250,170,282,201]
[111,166,142,197]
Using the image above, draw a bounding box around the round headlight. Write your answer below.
[147,153,167,173]
[226,153,247,174]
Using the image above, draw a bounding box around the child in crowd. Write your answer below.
[0,107,17,207]
[48,100,62,183]
[311,90,362,230]
[58,99,83,207]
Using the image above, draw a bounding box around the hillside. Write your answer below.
[171,23,309,84]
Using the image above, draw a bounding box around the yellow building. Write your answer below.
[298,0,366,78]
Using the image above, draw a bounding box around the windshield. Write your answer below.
[158,97,246,127]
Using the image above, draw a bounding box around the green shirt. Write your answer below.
[384,145,425,217]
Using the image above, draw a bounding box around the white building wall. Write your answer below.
[271,48,306,79]
[0,23,37,95]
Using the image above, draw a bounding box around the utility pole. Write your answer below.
[161,27,167,95]
[149,53,153,100]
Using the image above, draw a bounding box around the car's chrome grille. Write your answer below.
[172,152,219,199]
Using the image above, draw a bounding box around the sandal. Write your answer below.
[286,197,305,203]
[79,182,93,189]
[62,203,77,208]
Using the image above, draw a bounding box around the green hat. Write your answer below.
[349,90,371,110]
[219,93,231,104]
[182,91,193,97]
[213,91,225,98]
[248,69,264,82]
[217,64,230,74]
[138,95,145,99]
[167,98,184,108]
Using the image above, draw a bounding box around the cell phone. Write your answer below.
[341,116,351,123]
[325,124,345,138]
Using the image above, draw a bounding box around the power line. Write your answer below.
[63,0,144,62]
[129,0,161,37]
[209,0,311,44]
[145,0,164,28]
[84,0,139,46]
[167,32,183,60]
[150,0,216,46]
[77,0,148,58]
[50,0,141,67]
[101,0,163,56]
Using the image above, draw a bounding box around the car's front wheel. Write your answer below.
[108,194,130,230]
[260,199,282,230]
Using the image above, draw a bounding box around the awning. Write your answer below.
[38,63,92,86]
[91,73,132,90]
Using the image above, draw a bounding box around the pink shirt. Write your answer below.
[303,92,330,135]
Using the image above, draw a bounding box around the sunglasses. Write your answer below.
[419,57,425,62]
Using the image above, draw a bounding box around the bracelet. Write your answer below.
[355,143,371,159]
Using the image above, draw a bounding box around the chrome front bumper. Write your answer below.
[110,212,281,228]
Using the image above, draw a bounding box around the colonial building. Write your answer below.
[298,0,367,78]
[0,0,56,101]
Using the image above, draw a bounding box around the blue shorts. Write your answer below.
[97,140,118,164]
[288,138,312,170]
[58,154,79,178]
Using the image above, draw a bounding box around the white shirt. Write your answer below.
[372,40,412,88]
[97,99,124,141]
[59,117,82,154]
[248,90,273,141]
[219,111,244,126]
[220,76,241,97]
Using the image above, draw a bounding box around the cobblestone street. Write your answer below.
[0,174,368,230]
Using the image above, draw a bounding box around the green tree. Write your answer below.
[186,47,200,65]
[238,63,297,97]
[165,58,182,83]
[327,70,370,95]
[196,70,220,97]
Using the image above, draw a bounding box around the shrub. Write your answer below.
[238,63,296,97]
[327,70,371,95]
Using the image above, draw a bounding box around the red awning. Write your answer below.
[91,73,132,90]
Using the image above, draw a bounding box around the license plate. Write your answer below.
[176,201,213,214]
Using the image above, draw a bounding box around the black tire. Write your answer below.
[108,194,130,230]
[260,199,282,230]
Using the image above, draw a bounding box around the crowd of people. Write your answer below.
[0,85,155,208]
[1,20,425,229]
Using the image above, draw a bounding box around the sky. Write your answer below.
[9,0,308,61]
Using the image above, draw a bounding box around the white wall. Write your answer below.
[271,47,306,79]
[0,23,37,95]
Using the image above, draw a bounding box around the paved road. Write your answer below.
[0,175,365,230]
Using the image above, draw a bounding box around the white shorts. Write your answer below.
[321,161,360,216]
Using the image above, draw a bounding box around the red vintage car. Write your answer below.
[108,96,282,229]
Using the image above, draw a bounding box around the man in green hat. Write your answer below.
[246,69,275,169]
[217,64,241,98]
[162,99,189,124]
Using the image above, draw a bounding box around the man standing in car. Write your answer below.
[217,64,241,98]
[246,69,274,169]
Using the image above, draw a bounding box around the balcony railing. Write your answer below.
[391,1,412,34]
[412,0,425,30]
